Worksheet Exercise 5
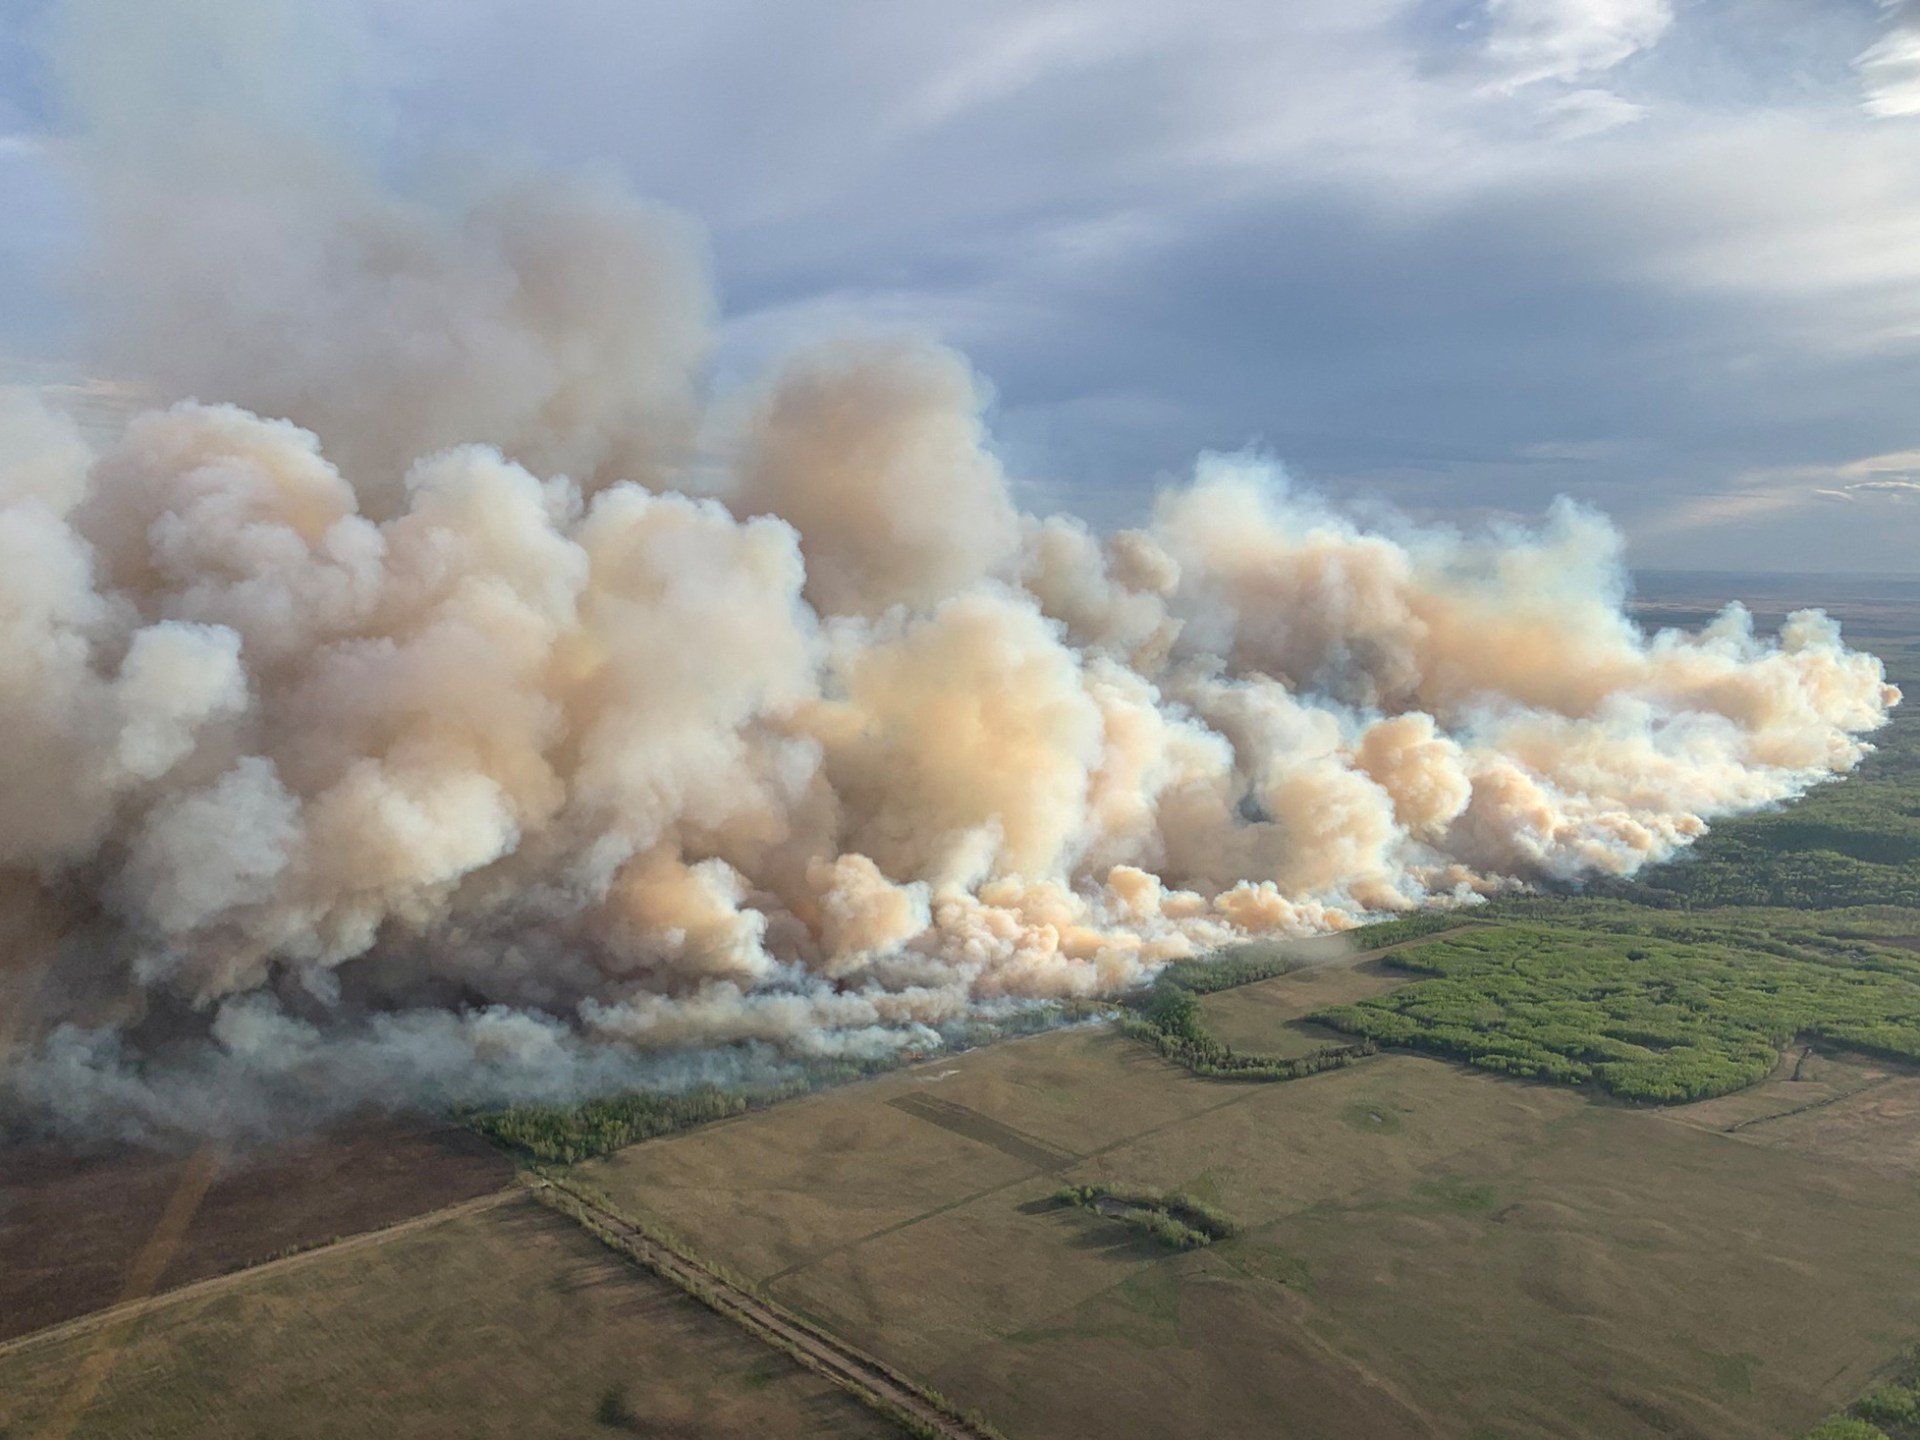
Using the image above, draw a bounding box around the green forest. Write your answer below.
[1315,923,1920,1102]
[1122,981,1379,1082]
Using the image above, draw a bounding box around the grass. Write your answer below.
[1409,1173,1497,1216]
[1806,1351,1920,1440]
[466,1013,1124,1164]
[501,646,1920,1438]
[465,896,1477,1166]
[529,1178,1000,1440]
[13,584,1920,1440]
[464,1058,912,1164]
[0,1196,903,1440]
[578,989,1920,1440]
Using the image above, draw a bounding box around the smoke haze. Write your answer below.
[0,0,1898,1143]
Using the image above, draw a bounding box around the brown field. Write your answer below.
[1642,1045,1920,1183]
[0,1115,514,1343]
[583,961,1920,1440]
[0,1191,903,1440]
[1197,948,1414,1057]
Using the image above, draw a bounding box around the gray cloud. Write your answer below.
[0,0,1905,1144]
[2,0,1918,570]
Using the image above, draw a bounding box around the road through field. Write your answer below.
[2,923,1469,1438]
[538,1180,1000,1440]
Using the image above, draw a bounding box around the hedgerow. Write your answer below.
[1053,1183,1240,1250]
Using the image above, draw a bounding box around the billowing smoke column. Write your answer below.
[0,0,1898,1142]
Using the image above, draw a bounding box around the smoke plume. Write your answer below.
[0,0,1898,1142]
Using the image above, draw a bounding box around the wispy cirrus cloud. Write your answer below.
[1860,1,1920,118]
[1631,448,1920,571]
[1482,0,1674,90]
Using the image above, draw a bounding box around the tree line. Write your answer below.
[1053,1183,1241,1251]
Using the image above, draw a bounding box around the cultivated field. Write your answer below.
[1195,942,1412,1057]
[1658,1047,1920,1182]
[0,1117,512,1342]
[584,954,1920,1440]
[0,1192,903,1440]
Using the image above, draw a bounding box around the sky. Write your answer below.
[2,0,1919,572]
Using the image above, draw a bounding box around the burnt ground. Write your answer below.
[0,1114,513,1341]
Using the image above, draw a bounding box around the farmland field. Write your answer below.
[582,949,1920,1440]
[0,1117,513,1342]
[0,1192,903,1440]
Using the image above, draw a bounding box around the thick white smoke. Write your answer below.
[0,0,1898,1142]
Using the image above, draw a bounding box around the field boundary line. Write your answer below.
[0,1186,523,1363]
[758,1053,1290,1290]
[751,928,1479,1288]
[763,1037,1428,1292]
[30,1145,222,1440]
[534,1175,1006,1440]
[1723,1074,1898,1134]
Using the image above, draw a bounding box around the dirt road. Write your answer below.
[537,1180,1001,1440]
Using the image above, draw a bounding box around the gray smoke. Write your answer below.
[0,0,1898,1144]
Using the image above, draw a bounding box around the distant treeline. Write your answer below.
[1053,1183,1240,1251]
[1148,912,1474,998]
[1333,912,1477,951]
[468,1057,896,1163]
[1591,691,1920,912]
[1151,948,1297,995]
[469,1087,777,1164]
[467,1000,1121,1164]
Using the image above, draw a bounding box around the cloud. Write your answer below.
[1861,1,1920,118]
[1808,480,1920,506]
[1631,448,1920,568]
[1537,87,1648,138]
[1822,476,1920,502]
[3,0,1920,573]
[898,7,1136,132]
[0,0,1908,1144]
[1482,0,1674,90]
